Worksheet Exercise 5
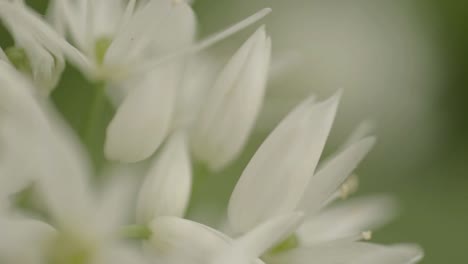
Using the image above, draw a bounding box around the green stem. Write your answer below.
[81,82,107,170]
[121,225,152,240]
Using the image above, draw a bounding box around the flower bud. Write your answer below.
[191,26,271,171]
[136,132,192,223]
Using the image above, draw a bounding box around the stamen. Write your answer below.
[361,230,373,241]
[339,175,359,199]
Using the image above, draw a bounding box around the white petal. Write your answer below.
[297,136,376,215]
[147,216,232,264]
[351,244,424,264]
[105,65,178,162]
[191,26,271,171]
[297,196,397,245]
[0,62,94,228]
[231,212,304,259]
[0,2,94,77]
[172,54,219,130]
[1,7,64,93]
[92,0,126,39]
[148,216,269,264]
[0,217,56,264]
[134,8,271,75]
[341,120,375,149]
[228,94,340,234]
[98,244,152,264]
[106,0,196,67]
[95,170,140,237]
[136,132,192,223]
[266,241,383,264]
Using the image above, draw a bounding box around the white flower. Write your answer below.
[0,0,272,164]
[145,213,303,264]
[133,125,302,264]
[228,94,341,232]
[224,93,423,263]
[0,63,148,264]
[190,26,272,171]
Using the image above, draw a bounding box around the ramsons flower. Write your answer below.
[0,0,272,167]
[223,93,423,263]
[0,61,149,264]
[0,59,302,264]
[0,1,425,264]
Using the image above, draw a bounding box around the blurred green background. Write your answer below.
[1,0,467,263]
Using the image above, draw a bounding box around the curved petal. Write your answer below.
[297,136,376,215]
[350,244,423,264]
[341,120,375,148]
[228,94,340,234]
[136,132,192,223]
[297,196,397,245]
[147,216,233,264]
[105,65,178,162]
[231,212,304,259]
[190,26,271,171]
[0,217,56,264]
[106,0,196,67]
[266,241,383,264]
[148,214,301,264]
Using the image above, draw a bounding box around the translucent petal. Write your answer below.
[228,94,340,234]
[297,196,396,245]
[266,241,383,264]
[105,65,178,162]
[106,0,196,67]
[147,216,233,264]
[350,244,424,264]
[232,212,304,259]
[297,136,376,215]
[0,217,55,264]
[191,27,271,171]
[136,132,192,223]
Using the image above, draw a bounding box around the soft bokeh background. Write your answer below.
[1,0,467,263]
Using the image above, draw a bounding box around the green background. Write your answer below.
[1,0,467,263]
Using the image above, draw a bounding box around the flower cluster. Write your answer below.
[0,0,423,264]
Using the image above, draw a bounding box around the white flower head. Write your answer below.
[0,0,273,165]
[0,1,424,264]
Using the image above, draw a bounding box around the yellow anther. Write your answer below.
[340,175,359,199]
[361,231,372,241]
